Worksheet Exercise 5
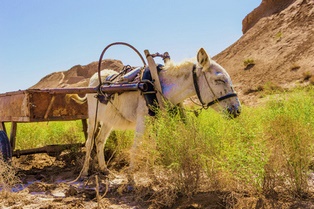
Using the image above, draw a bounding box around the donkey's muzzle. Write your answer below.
[227,104,241,118]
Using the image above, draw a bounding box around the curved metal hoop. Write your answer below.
[97,42,147,84]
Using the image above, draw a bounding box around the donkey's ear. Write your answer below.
[197,48,211,67]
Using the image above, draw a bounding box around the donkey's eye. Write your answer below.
[215,79,226,84]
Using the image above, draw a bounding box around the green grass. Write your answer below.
[4,120,86,150]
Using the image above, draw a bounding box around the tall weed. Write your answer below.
[132,87,314,205]
[197,107,267,193]
[143,110,202,195]
[134,105,268,207]
[262,89,314,197]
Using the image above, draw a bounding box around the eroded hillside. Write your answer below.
[214,0,314,105]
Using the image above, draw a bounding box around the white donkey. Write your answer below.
[73,48,241,179]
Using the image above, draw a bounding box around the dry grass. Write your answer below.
[0,156,21,192]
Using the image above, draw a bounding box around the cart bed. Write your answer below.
[0,89,88,122]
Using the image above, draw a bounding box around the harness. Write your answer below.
[141,65,164,116]
[96,65,161,116]
[192,64,238,109]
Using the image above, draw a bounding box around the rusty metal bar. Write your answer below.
[99,82,148,93]
[31,87,97,94]
[34,82,148,95]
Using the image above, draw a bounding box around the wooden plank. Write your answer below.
[0,88,89,122]
[11,117,31,122]
[12,143,85,157]
[28,87,97,94]
[163,52,170,63]
[29,91,88,121]
[0,122,6,133]
[10,122,17,151]
[144,49,165,109]
[44,95,56,119]
[0,91,30,122]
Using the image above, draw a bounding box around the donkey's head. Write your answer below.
[194,48,241,118]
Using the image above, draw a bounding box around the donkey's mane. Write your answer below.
[162,58,195,77]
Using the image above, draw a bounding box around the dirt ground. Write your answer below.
[0,151,240,209]
[1,150,314,209]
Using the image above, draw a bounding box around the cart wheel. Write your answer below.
[0,130,12,162]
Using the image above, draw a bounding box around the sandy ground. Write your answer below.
[1,151,234,209]
[1,152,146,209]
[2,151,314,209]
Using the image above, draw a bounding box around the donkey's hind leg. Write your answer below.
[79,123,97,177]
[95,124,112,175]
[77,118,100,179]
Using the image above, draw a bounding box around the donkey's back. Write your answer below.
[87,69,148,131]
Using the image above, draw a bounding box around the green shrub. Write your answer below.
[243,58,255,67]
[134,87,314,205]
[262,88,314,197]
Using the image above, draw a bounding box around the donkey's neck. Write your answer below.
[159,60,196,105]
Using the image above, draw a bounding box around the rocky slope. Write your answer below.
[214,0,314,105]
[30,59,123,89]
[242,0,296,34]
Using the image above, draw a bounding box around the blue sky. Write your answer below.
[0,1,261,93]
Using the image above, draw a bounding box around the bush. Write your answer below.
[131,87,314,206]
[132,105,267,206]
[243,58,255,67]
[262,89,314,197]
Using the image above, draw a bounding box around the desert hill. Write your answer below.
[214,0,314,105]
[30,59,124,89]
[31,0,314,106]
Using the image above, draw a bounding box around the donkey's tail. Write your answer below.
[66,94,87,104]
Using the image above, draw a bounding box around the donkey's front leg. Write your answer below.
[78,126,95,178]
[129,111,146,171]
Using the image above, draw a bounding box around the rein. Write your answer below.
[192,65,238,109]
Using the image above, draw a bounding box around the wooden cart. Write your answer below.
[0,88,89,158]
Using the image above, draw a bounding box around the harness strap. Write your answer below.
[192,64,238,109]
[192,65,206,106]
[205,93,238,107]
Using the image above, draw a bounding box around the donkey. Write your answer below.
[73,48,241,179]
